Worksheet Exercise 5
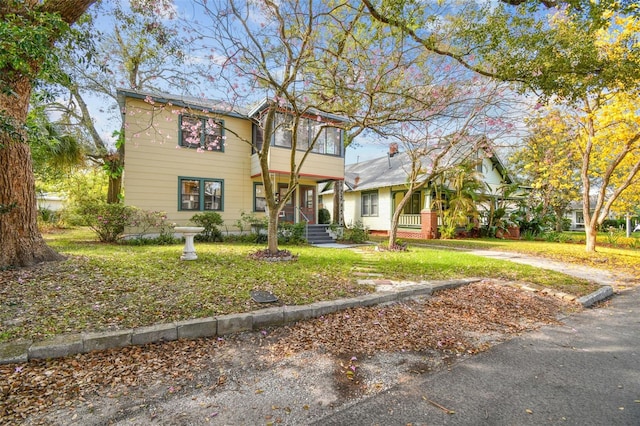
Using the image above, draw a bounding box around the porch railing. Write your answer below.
[398,214,443,227]
[398,214,421,227]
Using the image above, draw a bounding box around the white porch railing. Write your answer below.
[398,214,443,227]
[398,214,421,227]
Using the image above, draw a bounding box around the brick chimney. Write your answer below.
[389,142,399,157]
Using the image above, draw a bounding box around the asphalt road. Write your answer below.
[313,286,640,426]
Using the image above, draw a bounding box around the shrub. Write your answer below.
[191,212,224,242]
[236,211,267,235]
[318,208,331,224]
[542,231,571,243]
[126,210,178,245]
[76,201,137,242]
[37,207,65,232]
[605,227,624,245]
[278,221,307,244]
[342,220,368,244]
[601,219,625,230]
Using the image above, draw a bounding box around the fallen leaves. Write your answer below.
[268,281,575,357]
[0,338,224,423]
[0,280,576,424]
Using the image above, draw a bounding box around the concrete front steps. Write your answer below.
[306,224,336,244]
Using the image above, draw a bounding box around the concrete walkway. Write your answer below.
[421,244,639,290]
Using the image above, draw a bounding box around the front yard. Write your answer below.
[0,228,603,344]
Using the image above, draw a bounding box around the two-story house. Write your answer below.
[117,89,346,232]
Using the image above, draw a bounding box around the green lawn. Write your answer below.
[0,228,600,344]
[397,236,640,278]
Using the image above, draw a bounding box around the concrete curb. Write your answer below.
[577,285,614,307]
[0,278,610,365]
[0,278,476,365]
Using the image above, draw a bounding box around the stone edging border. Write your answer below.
[0,279,613,365]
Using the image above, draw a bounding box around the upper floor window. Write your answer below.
[179,177,223,211]
[179,115,225,151]
[274,113,293,148]
[272,112,342,156]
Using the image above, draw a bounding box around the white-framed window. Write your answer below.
[272,112,342,156]
[362,191,379,217]
[254,182,266,212]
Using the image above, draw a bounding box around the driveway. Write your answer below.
[314,286,640,425]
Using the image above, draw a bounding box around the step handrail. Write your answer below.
[295,206,310,241]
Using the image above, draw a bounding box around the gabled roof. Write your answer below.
[344,142,512,192]
[247,98,349,123]
[117,89,349,126]
[345,151,418,192]
[116,88,249,118]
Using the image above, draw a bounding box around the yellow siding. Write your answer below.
[123,96,346,233]
[123,98,256,229]
[252,146,344,180]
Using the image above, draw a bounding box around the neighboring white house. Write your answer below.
[326,143,521,239]
[564,199,621,231]
[36,192,65,212]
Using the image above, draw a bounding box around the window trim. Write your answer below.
[361,191,379,217]
[178,114,225,152]
[254,182,266,212]
[271,112,343,158]
[178,176,224,212]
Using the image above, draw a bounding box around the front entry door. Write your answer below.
[279,184,295,223]
[299,185,316,224]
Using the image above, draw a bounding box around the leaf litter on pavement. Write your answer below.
[0,280,579,424]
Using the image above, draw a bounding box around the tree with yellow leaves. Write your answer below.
[512,109,582,232]
[517,12,640,252]
[577,89,640,251]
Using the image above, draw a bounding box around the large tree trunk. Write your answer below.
[1,0,96,268]
[388,190,414,248]
[105,148,124,204]
[0,78,64,267]
[585,222,598,253]
[107,175,122,204]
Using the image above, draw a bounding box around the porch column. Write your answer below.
[421,209,438,239]
[420,192,437,239]
[333,180,344,225]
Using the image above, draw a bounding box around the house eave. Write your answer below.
[116,88,248,119]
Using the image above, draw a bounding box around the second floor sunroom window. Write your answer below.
[179,115,225,151]
[272,113,343,156]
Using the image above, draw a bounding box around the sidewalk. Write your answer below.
[314,285,640,425]
[419,243,638,290]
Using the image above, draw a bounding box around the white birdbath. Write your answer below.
[174,226,205,260]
